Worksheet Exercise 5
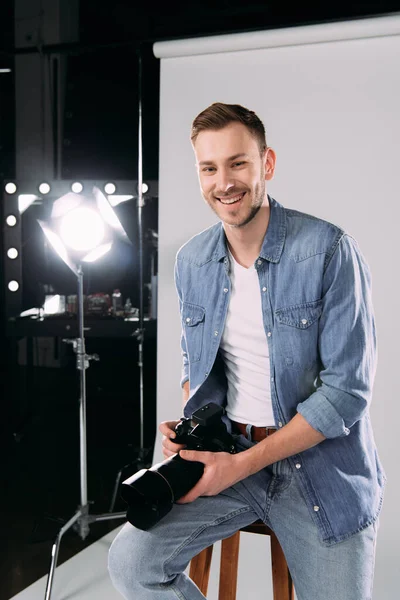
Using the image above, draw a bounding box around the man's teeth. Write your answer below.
[218,193,244,205]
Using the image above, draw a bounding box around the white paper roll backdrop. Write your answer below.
[153,15,400,599]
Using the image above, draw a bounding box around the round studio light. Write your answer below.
[6,215,17,226]
[8,280,19,292]
[39,182,51,194]
[142,182,149,193]
[7,248,18,259]
[5,182,17,194]
[60,207,105,252]
[104,182,116,194]
[71,182,83,194]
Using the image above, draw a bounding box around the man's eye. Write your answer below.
[202,167,215,172]
[233,161,245,167]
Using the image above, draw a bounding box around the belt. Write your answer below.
[231,421,277,443]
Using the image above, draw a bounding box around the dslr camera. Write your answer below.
[121,402,236,530]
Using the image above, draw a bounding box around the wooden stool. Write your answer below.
[189,520,295,600]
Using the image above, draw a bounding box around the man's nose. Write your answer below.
[215,169,234,193]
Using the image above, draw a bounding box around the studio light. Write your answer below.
[6,215,17,226]
[5,182,17,194]
[7,248,18,259]
[71,182,83,193]
[104,182,116,194]
[0,68,11,73]
[8,280,19,292]
[59,207,105,252]
[37,186,130,274]
[142,182,149,193]
[39,182,51,194]
[3,179,158,326]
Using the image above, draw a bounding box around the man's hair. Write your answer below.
[191,102,267,154]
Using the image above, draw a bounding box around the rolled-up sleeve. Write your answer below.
[297,234,377,439]
[174,258,189,388]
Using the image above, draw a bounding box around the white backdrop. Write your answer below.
[153,15,400,599]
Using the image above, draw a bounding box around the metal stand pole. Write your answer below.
[108,46,153,513]
[44,265,126,600]
[136,46,146,454]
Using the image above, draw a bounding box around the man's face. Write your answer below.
[193,122,274,228]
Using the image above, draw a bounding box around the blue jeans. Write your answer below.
[108,436,378,600]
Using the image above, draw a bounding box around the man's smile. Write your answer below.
[216,192,246,205]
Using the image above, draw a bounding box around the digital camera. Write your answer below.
[121,403,236,530]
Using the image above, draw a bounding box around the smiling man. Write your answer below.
[108,103,385,600]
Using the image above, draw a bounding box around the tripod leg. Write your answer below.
[44,510,82,600]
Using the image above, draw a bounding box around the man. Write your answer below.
[109,103,385,599]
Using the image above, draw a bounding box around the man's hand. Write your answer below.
[159,420,186,459]
[177,450,247,504]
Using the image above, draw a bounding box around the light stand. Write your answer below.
[44,264,126,600]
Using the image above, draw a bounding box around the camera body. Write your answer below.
[173,402,236,454]
[121,403,236,530]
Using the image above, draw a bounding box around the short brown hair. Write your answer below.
[191,102,267,154]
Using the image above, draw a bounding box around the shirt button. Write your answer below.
[214,331,218,336]
[257,259,262,265]
[295,463,301,469]
[267,332,272,337]
[223,288,228,293]
[313,506,320,512]
[301,319,308,325]
[186,317,191,323]
[262,287,267,292]
[278,421,283,427]
[271,377,274,382]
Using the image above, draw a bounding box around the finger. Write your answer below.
[163,437,185,451]
[176,482,203,504]
[159,421,178,435]
[179,450,211,463]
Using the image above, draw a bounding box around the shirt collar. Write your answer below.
[212,196,286,264]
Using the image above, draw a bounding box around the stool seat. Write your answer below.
[189,519,294,600]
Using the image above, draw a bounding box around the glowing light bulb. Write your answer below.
[60,207,105,252]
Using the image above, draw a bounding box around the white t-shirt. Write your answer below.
[220,251,274,426]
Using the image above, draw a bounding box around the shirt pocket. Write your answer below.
[275,299,322,370]
[182,302,205,363]
[275,299,322,329]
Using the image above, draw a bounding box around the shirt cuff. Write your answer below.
[180,373,189,389]
[297,390,351,439]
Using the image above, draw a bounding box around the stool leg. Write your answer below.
[189,545,213,596]
[270,532,295,600]
[219,531,240,600]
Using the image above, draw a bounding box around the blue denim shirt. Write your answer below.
[174,196,385,545]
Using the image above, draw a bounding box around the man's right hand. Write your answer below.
[159,420,187,459]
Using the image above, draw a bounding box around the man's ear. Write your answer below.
[264,147,276,181]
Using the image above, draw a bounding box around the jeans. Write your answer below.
[108,436,378,600]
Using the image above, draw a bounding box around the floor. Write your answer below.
[7,526,125,600]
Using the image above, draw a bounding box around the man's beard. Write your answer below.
[204,178,266,228]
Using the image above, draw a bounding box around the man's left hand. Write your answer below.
[177,450,247,504]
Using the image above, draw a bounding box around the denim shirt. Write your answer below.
[174,196,386,545]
